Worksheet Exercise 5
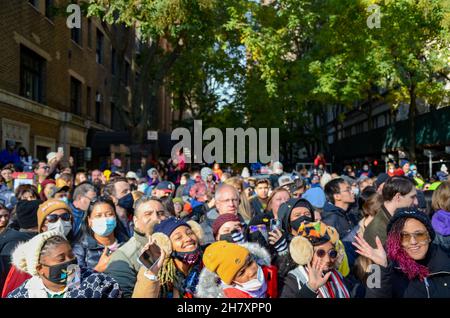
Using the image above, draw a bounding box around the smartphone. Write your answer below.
[138,243,162,269]
[105,247,113,256]
[270,219,281,232]
[249,224,268,242]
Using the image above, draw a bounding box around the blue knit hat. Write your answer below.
[302,188,326,209]
[154,217,190,237]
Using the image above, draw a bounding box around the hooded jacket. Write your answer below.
[195,242,271,298]
[366,244,450,298]
[432,210,450,251]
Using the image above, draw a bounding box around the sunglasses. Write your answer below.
[46,212,71,223]
[401,231,429,245]
[316,249,338,259]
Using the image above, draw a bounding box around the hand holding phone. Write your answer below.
[270,219,281,232]
[138,236,164,274]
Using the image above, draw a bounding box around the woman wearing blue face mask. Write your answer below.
[72,197,128,273]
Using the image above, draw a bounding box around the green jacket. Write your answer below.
[104,230,148,298]
[363,205,392,248]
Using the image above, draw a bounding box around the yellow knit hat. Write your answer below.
[203,241,250,285]
[37,199,72,232]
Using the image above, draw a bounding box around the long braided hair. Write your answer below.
[386,218,430,281]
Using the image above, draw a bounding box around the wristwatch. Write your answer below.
[144,270,159,281]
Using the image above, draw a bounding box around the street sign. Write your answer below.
[147,131,158,141]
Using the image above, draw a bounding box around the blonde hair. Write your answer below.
[432,181,450,212]
[266,187,291,212]
[224,177,253,222]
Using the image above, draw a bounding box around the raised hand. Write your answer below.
[352,234,387,267]
[306,258,332,291]
[94,247,112,273]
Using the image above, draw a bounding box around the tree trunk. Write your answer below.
[409,84,417,162]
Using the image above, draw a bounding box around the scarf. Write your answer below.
[292,266,350,299]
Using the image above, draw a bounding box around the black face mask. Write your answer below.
[219,229,245,243]
[290,216,313,233]
[118,193,134,213]
[41,258,78,285]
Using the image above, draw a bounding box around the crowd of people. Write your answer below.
[0,147,450,299]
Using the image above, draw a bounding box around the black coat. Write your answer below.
[366,244,450,298]
[321,202,357,240]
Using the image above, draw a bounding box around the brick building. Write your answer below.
[0,0,174,170]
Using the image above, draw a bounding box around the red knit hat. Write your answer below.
[212,213,240,237]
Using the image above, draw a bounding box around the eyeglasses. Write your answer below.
[315,249,338,259]
[45,212,71,223]
[400,231,429,245]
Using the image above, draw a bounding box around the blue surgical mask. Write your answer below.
[91,217,116,236]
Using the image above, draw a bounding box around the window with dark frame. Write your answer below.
[87,18,92,48]
[95,92,102,123]
[70,77,82,115]
[20,46,46,103]
[71,27,82,46]
[45,0,54,19]
[86,86,92,117]
[96,30,104,64]
[111,48,116,75]
[28,0,39,8]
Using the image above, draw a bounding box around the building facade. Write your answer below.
[0,0,174,170]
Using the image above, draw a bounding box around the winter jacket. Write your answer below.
[7,267,122,298]
[69,202,85,239]
[363,205,392,248]
[321,202,357,240]
[432,210,450,251]
[0,229,35,292]
[366,244,450,298]
[281,266,350,298]
[72,233,125,270]
[104,230,148,298]
[250,196,266,217]
[196,242,273,298]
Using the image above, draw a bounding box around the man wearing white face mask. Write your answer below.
[37,199,73,239]
[197,241,276,298]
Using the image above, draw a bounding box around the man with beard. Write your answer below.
[104,197,168,297]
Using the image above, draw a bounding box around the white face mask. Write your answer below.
[47,219,72,237]
[234,265,265,291]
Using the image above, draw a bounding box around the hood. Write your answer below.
[277,198,315,234]
[201,167,213,182]
[196,242,270,298]
[432,210,450,236]
[301,188,326,209]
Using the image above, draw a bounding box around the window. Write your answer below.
[111,48,116,75]
[45,0,54,19]
[28,0,39,8]
[86,86,92,117]
[71,26,82,46]
[96,30,104,64]
[95,92,102,123]
[20,46,46,103]
[70,77,82,115]
[87,18,92,48]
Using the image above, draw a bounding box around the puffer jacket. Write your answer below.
[7,267,121,298]
[366,244,450,298]
[432,210,450,251]
[195,242,273,298]
[72,233,124,270]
